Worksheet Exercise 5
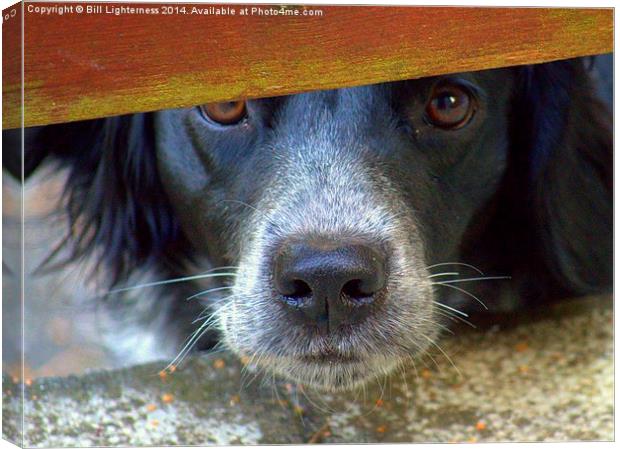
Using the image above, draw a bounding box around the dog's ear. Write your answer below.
[21,114,190,285]
[512,58,612,297]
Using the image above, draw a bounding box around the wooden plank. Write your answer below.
[3,3,21,129]
[2,4,613,129]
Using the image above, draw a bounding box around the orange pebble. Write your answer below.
[375,399,384,407]
[421,368,432,379]
[146,404,157,412]
[158,370,168,380]
[161,393,174,404]
[168,365,177,373]
[376,425,387,433]
[515,342,529,352]
[475,420,486,431]
[213,359,225,369]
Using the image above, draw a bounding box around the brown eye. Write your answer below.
[200,100,247,125]
[425,85,475,129]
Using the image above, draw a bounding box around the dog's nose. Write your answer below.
[273,241,387,332]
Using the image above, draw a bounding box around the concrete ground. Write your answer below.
[2,295,613,446]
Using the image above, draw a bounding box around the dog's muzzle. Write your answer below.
[218,153,437,391]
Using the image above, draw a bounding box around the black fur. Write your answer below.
[459,58,612,310]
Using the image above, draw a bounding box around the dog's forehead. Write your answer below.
[274,84,394,134]
[290,84,392,111]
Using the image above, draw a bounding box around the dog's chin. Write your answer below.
[249,351,402,392]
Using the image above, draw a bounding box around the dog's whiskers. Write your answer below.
[422,334,462,380]
[167,293,249,370]
[186,285,235,301]
[240,351,270,392]
[417,316,454,335]
[426,262,484,275]
[432,282,488,310]
[192,294,238,323]
[434,307,477,329]
[407,338,442,375]
[435,275,511,285]
[427,271,459,278]
[167,320,218,370]
[433,301,469,318]
[106,267,239,295]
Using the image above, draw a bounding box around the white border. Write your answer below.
[0,2,615,449]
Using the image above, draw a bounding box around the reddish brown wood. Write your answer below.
[2,4,613,129]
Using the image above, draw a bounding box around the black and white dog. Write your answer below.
[3,56,612,391]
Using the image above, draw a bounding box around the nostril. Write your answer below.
[277,276,312,298]
[288,279,312,299]
[341,279,373,300]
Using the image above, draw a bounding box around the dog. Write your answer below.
[3,56,612,391]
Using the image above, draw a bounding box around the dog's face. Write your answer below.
[153,69,516,390]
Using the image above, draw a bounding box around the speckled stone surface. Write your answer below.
[2,295,613,446]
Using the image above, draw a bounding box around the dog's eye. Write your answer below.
[425,85,475,129]
[200,101,247,125]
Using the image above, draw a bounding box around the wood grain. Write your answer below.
[2,4,613,129]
